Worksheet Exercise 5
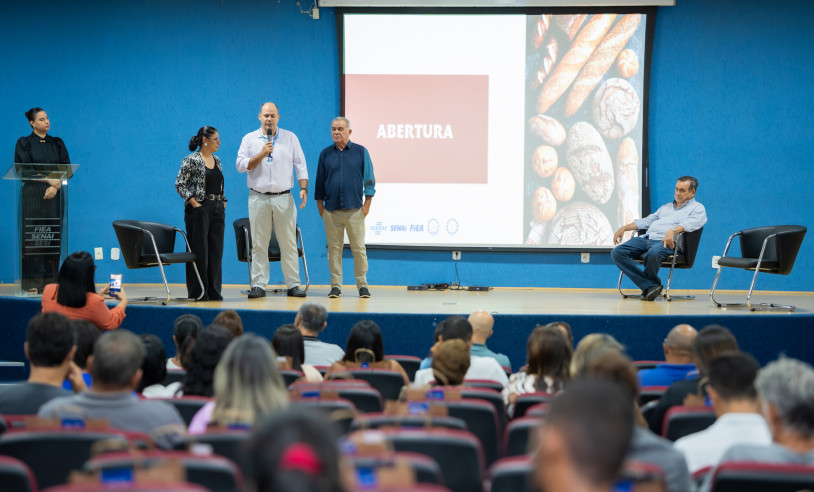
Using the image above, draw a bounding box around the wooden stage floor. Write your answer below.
[10,284,812,316]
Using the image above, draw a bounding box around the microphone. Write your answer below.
[266,128,273,158]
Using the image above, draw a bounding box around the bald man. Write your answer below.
[237,102,308,298]
[638,324,698,387]
[468,310,511,371]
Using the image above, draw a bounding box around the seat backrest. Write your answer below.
[662,406,716,441]
[680,226,703,267]
[462,379,505,393]
[161,370,186,387]
[232,217,303,263]
[289,397,356,434]
[739,226,806,274]
[489,456,533,492]
[112,220,177,269]
[638,386,669,406]
[181,429,251,480]
[350,413,467,432]
[513,392,554,419]
[280,370,304,387]
[709,461,814,492]
[503,416,539,458]
[459,387,508,431]
[345,370,406,401]
[157,397,213,427]
[444,399,500,466]
[386,355,422,382]
[351,452,444,485]
[0,455,37,492]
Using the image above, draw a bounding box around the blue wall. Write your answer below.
[1,0,812,291]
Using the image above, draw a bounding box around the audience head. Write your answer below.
[468,310,495,343]
[213,334,288,427]
[754,356,814,440]
[173,313,202,368]
[526,325,572,392]
[693,325,738,376]
[25,312,74,368]
[431,339,471,386]
[213,309,244,337]
[188,125,218,152]
[578,349,639,401]
[342,320,384,364]
[272,324,306,372]
[570,333,624,377]
[537,380,634,492]
[438,316,473,344]
[137,334,168,393]
[91,330,146,390]
[706,351,759,409]
[541,321,574,347]
[183,324,235,397]
[662,324,697,363]
[296,303,328,335]
[70,320,99,370]
[55,251,97,308]
[246,407,348,492]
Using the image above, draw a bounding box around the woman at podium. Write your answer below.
[14,108,70,294]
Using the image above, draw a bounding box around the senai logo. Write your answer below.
[370,222,387,236]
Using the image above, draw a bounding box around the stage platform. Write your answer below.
[2,284,812,379]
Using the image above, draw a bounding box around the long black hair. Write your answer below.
[56,251,97,308]
[188,126,218,152]
[341,320,384,364]
[272,324,306,372]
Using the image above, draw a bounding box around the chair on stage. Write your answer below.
[232,217,309,294]
[710,225,806,311]
[112,220,204,305]
[617,227,704,301]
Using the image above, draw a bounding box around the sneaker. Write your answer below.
[328,287,341,298]
[247,286,266,299]
[287,286,306,298]
[643,285,663,302]
[359,287,371,298]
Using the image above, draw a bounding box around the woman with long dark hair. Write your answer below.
[272,324,323,382]
[175,126,226,301]
[14,108,72,294]
[326,320,409,385]
[41,251,127,331]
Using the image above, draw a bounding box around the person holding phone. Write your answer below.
[41,251,127,331]
[176,126,226,301]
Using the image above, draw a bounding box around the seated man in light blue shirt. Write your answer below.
[611,176,707,301]
[468,310,511,371]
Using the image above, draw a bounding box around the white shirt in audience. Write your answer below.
[166,358,182,370]
[413,355,509,388]
[673,412,772,473]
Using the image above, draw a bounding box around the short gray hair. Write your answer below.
[298,303,328,333]
[332,116,351,129]
[92,330,146,387]
[756,356,814,438]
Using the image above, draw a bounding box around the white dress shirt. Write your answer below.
[414,355,509,388]
[236,128,308,192]
[673,412,772,473]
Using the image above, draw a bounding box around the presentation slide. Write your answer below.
[342,11,649,249]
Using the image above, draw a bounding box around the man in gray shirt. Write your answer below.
[39,330,186,449]
[295,303,344,366]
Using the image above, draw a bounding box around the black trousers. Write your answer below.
[20,181,63,293]
[184,200,225,299]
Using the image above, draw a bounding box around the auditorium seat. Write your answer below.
[707,461,814,491]
[157,397,212,426]
[489,456,532,492]
[442,399,501,466]
[0,455,37,492]
[174,429,251,478]
[338,369,406,401]
[633,360,664,371]
[462,379,504,393]
[289,397,356,434]
[291,383,384,413]
[386,355,422,381]
[43,483,209,492]
[430,386,507,431]
[350,413,467,432]
[160,369,185,387]
[662,406,716,441]
[503,416,539,457]
[638,386,669,406]
[524,402,549,417]
[279,369,304,387]
[512,392,554,419]
[350,452,444,485]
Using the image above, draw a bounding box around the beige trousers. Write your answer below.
[322,208,367,289]
[248,192,300,289]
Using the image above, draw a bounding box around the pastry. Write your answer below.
[564,14,642,117]
[592,77,640,139]
[532,145,558,178]
[617,48,639,78]
[551,167,576,202]
[530,38,559,89]
[532,186,557,222]
[616,137,639,228]
[536,14,617,114]
[529,115,566,146]
[566,121,614,204]
[545,202,614,246]
[554,14,587,41]
[532,14,552,49]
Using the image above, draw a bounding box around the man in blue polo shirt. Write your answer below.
[611,176,707,301]
[315,117,376,299]
[638,324,698,387]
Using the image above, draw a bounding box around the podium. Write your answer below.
[3,163,79,296]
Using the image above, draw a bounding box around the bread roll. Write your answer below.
[532,145,558,178]
[536,14,616,114]
[532,14,552,49]
[592,77,640,139]
[532,186,557,222]
[616,137,639,229]
[617,48,639,78]
[529,115,566,146]
[564,14,642,117]
[566,121,614,204]
[530,38,559,89]
[555,14,587,41]
[551,167,576,202]
[545,202,614,247]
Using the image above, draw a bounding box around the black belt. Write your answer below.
[205,193,226,201]
[252,189,290,196]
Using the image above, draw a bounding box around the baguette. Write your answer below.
[536,14,616,115]
[555,14,587,41]
[532,14,552,49]
[530,38,558,89]
[565,14,642,117]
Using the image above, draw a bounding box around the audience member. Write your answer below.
[244,407,351,492]
[638,324,697,387]
[536,380,634,492]
[296,303,344,366]
[570,333,624,377]
[541,320,574,347]
[138,334,175,398]
[468,310,511,370]
[503,325,571,415]
[414,316,509,387]
[431,339,471,386]
[648,325,738,435]
[182,324,235,397]
[167,313,202,370]
[579,350,692,492]
[213,309,244,337]
[272,324,323,382]
[674,351,770,473]
[0,313,84,414]
[41,251,126,331]
[418,323,443,370]
[38,329,186,449]
[189,334,289,434]
[62,319,98,391]
[327,320,410,385]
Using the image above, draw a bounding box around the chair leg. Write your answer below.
[664,256,694,302]
[242,227,252,295]
[298,227,309,293]
[745,269,795,311]
[617,271,641,299]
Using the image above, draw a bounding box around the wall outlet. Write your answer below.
[111,248,120,261]
[312,6,319,19]
[581,252,590,263]
[94,247,103,260]
[712,255,721,269]
[452,251,461,261]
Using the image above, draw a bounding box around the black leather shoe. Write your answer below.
[328,287,341,298]
[248,286,266,299]
[359,287,371,298]
[643,285,663,302]
[287,286,306,298]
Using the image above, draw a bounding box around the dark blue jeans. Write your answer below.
[611,236,674,292]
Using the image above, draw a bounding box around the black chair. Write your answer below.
[503,416,538,458]
[178,429,251,480]
[490,456,534,492]
[710,225,806,311]
[292,383,384,414]
[0,455,37,492]
[638,386,669,406]
[232,217,309,294]
[112,220,204,304]
[386,355,422,382]
[350,413,467,432]
[662,406,716,441]
[350,452,444,486]
[289,397,356,434]
[617,227,703,301]
[158,397,212,426]
[161,369,186,387]
[342,369,406,402]
[280,369,304,387]
[708,461,814,492]
[512,392,554,420]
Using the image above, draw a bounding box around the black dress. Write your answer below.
[14,133,71,293]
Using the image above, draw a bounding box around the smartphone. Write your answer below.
[100,467,134,485]
[109,274,122,296]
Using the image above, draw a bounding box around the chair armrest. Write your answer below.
[719,231,743,257]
